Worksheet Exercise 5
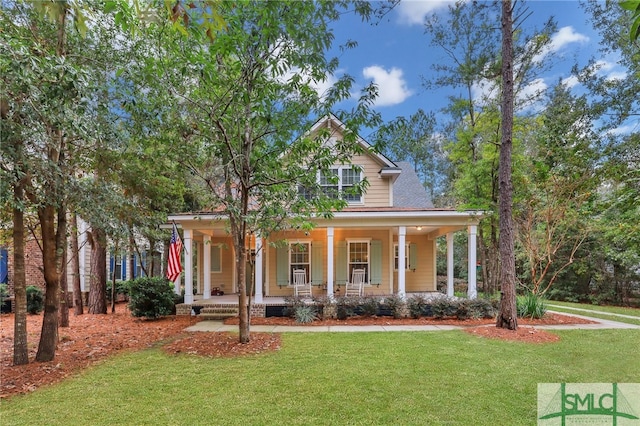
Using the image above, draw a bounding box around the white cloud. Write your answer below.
[608,123,638,136]
[396,0,455,26]
[310,73,339,99]
[533,26,589,63]
[562,75,580,89]
[362,65,413,107]
[549,26,589,52]
[606,71,627,82]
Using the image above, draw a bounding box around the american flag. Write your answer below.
[167,223,183,282]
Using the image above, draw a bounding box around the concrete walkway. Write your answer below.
[185,310,640,333]
[546,304,640,320]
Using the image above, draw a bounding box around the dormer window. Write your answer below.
[319,166,362,203]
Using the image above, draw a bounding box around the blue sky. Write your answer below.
[326,0,624,138]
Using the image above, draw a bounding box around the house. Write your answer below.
[169,115,482,315]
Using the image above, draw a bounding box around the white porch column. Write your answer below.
[398,226,406,298]
[79,219,87,292]
[184,229,194,304]
[203,235,211,299]
[467,225,477,299]
[326,227,334,297]
[254,235,263,303]
[446,232,454,297]
[173,276,181,295]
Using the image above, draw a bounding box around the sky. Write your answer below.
[326,0,624,139]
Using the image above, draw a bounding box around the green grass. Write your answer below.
[2,330,639,425]
[547,300,640,326]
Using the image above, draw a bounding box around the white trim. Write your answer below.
[168,210,484,224]
[203,236,211,300]
[288,240,312,287]
[393,242,411,271]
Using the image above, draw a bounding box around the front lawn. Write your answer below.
[2,330,638,425]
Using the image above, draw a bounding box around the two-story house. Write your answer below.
[168,115,482,315]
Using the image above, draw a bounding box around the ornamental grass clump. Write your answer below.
[294,305,317,323]
[517,292,547,319]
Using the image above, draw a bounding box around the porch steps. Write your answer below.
[198,306,239,320]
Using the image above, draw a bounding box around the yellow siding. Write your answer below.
[394,236,436,292]
[196,237,235,294]
[351,152,392,207]
[266,229,392,296]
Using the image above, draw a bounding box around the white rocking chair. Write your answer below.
[345,268,365,297]
[293,269,312,298]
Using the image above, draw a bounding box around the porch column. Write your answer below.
[326,227,334,297]
[446,232,454,297]
[398,226,406,298]
[184,229,194,304]
[203,235,211,299]
[173,276,181,295]
[467,225,477,299]
[254,235,263,303]
[79,219,87,292]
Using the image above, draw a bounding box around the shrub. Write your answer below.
[26,286,44,314]
[360,296,380,317]
[517,292,547,319]
[294,305,317,323]
[312,295,330,320]
[283,296,307,318]
[128,277,175,319]
[334,295,360,320]
[430,297,459,319]
[0,283,8,299]
[459,298,496,319]
[107,280,131,301]
[383,294,405,319]
[407,294,429,318]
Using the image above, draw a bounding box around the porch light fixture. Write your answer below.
[416,226,423,231]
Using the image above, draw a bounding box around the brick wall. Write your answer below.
[5,238,46,295]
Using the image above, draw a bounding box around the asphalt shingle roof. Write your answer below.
[392,161,433,209]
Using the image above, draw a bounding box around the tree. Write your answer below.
[496,0,517,330]
[579,0,640,127]
[620,0,640,41]
[516,83,600,296]
[136,1,382,343]
[423,1,555,295]
[372,109,450,204]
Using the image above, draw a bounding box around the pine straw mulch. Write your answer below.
[1,304,593,399]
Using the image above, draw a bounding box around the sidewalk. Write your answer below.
[185,310,640,333]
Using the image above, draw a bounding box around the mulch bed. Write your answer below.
[0,305,594,399]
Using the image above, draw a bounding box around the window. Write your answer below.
[394,244,410,271]
[210,245,222,273]
[348,240,369,283]
[319,168,340,199]
[341,167,361,202]
[319,166,362,203]
[290,241,310,283]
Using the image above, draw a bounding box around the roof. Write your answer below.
[393,161,433,209]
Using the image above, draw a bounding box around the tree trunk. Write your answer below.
[12,177,29,366]
[35,204,63,362]
[71,213,83,315]
[88,227,107,314]
[59,240,69,327]
[111,241,118,313]
[496,0,518,330]
[237,238,250,343]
